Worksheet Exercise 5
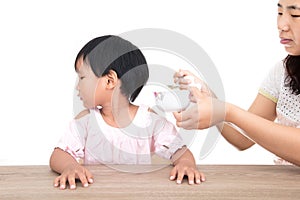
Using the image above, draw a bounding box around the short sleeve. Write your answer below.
[153,119,184,160]
[259,61,284,103]
[56,115,89,163]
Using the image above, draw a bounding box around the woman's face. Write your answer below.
[278,0,300,55]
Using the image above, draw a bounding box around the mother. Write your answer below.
[174,0,300,166]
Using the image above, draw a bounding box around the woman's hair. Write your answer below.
[75,35,149,102]
[284,55,300,95]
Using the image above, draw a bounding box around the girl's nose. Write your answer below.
[76,80,80,91]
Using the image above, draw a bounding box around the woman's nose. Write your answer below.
[278,14,290,33]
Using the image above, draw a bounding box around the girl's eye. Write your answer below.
[278,12,283,16]
[291,15,300,17]
[80,76,85,80]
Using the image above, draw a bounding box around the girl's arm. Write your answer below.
[169,147,205,184]
[50,148,80,174]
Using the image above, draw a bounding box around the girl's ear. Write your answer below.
[105,70,119,89]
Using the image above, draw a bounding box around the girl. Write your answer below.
[173,0,300,166]
[50,35,205,190]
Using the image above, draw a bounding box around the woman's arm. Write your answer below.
[174,69,300,165]
[174,87,300,166]
[226,99,300,166]
[217,93,277,150]
[173,69,277,151]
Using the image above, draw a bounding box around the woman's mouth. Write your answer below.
[280,38,293,45]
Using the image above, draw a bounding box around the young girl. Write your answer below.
[173,0,300,166]
[50,35,205,190]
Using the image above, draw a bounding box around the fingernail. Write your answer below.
[83,183,89,187]
[70,185,76,190]
[54,183,58,187]
[60,185,65,189]
[196,179,201,184]
[176,180,181,184]
[169,176,175,180]
[89,178,94,183]
[201,177,206,182]
[189,181,194,185]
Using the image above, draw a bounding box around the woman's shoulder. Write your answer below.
[262,60,285,85]
[272,60,285,76]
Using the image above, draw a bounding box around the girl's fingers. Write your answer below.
[67,174,76,190]
[176,171,184,184]
[77,172,89,188]
[194,171,201,184]
[58,176,67,190]
[200,172,206,182]
[186,170,195,185]
[169,166,177,181]
[85,169,94,184]
[53,168,94,190]
[54,176,60,187]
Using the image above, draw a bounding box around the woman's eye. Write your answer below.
[278,12,283,16]
[80,76,85,80]
[291,14,300,17]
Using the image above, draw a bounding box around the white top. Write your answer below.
[56,105,184,165]
[259,61,300,164]
[259,61,300,127]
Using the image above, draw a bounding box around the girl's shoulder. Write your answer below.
[72,109,97,128]
[137,104,170,126]
[139,104,160,118]
[74,109,90,120]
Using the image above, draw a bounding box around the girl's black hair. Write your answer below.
[284,55,300,95]
[75,35,149,102]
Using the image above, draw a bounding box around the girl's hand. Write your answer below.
[169,160,205,185]
[169,148,205,185]
[53,163,94,190]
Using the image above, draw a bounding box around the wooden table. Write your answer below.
[1,164,300,200]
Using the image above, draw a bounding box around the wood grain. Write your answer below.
[0,165,300,200]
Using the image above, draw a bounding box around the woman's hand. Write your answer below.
[173,87,226,130]
[173,69,209,93]
[54,163,94,190]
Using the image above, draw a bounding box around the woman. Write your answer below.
[173,0,300,166]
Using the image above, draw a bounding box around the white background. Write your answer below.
[0,0,286,165]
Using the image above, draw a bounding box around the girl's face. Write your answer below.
[75,57,107,108]
[278,0,300,55]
